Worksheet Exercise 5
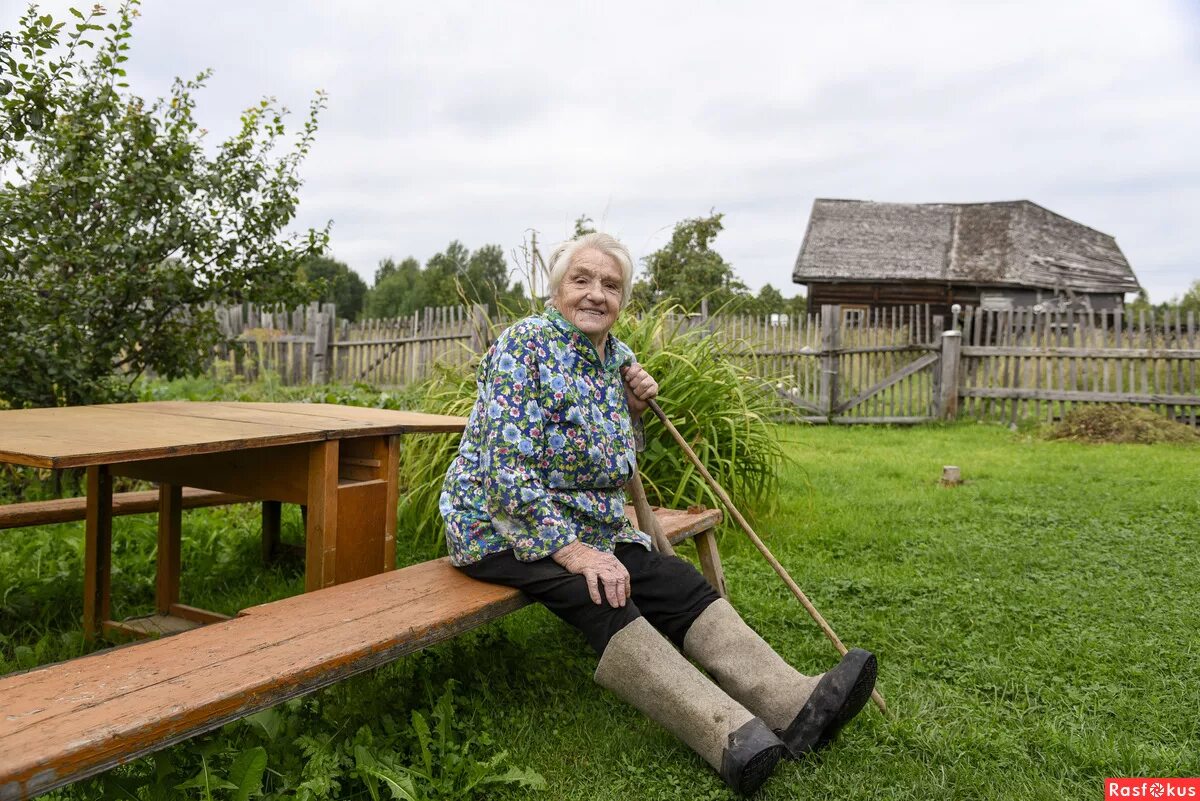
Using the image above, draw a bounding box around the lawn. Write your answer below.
[2,422,1197,799]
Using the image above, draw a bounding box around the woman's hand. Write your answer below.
[621,364,659,419]
[552,540,631,606]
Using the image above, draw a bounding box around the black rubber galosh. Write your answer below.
[782,648,877,757]
[720,717,788,795]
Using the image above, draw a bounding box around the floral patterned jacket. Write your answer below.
[440,308,650,566]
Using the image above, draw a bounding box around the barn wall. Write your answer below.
[806,282,1125,314]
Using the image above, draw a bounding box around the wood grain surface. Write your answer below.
[0,402,467,469]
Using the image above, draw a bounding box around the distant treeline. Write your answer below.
[309,213,808,322]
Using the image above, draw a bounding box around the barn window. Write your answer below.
[841,305,867,328]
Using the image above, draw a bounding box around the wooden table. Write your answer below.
[0,401,466,640]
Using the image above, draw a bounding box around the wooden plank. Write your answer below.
[156,484,183,616]
[112,445,314,506]
[333,479,389,584]
[305,441,339,592]
[960,388,1200,405]
[829,416,931,425]
[0,406,326,469]
[383,435,400,571]
[833,353,939,414]
[0,489,248,531]
[82,466,113,642]
[959,346,1200,359]
[218,403,468,434]
[694,529,727,598]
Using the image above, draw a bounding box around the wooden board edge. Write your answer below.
[1,594,533,800]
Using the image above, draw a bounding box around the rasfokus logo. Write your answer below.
[1106,779,1200,799]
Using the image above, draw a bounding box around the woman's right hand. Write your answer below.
[551,540,631,607]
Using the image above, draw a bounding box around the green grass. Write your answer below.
[3,422,1198,799]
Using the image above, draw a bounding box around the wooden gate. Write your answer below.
[824,305,943,423]
[723,304,945,424]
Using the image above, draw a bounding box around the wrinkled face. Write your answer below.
[554,248,623,345]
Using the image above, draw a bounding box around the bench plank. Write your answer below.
[0,488,250,530]
[0,506,720,801]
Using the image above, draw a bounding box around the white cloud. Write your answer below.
[13,0,1200,300]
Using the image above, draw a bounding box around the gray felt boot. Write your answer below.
[683,599,877,758]
[594,616,787,795]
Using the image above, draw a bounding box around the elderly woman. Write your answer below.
[440,232,876,795]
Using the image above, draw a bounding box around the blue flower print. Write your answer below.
[439,310,651,566]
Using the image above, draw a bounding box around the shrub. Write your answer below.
[397,302,787,551]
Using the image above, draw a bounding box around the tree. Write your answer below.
[0,3,106,162]
[632,212,748,312]
[0,2,328,408]
[365,256,421,318]
[573,214,596,237]
[301,255,367,321]
[738,283,808,318]
[363,243,524,319]
[1176,279,1200,316]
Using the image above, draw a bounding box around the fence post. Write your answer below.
[469,303,490,353]
[311,309,331,385]
[819,305,840,417]
[937,330,963,420]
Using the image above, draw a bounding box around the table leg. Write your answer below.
[83,465,113,641]
[305,441,338,592]
[156,483,183,615]
[261,500,282,563]
[383,435,400,572]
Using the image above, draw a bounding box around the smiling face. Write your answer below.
[553,248,624,352]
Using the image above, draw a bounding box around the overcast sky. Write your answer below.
[10,0,1200,301]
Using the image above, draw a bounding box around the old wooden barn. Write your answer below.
[792,199,1141,321]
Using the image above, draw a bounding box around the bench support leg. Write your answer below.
[83,465,113,641]
[156,483,183,615]
[261,500,282,563]
[694,529,728,599]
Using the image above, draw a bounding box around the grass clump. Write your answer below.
[1047,404,1199,444]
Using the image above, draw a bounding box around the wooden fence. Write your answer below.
[955,306,1200,426]
[215,303,491,387]
[211,302,1200,427]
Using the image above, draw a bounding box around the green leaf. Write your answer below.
[228,746,267,801]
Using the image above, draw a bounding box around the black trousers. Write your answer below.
[458,543,721,655]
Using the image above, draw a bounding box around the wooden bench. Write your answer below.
[0,505,723,801]
[0,488,250,530]
[0,489,299,567]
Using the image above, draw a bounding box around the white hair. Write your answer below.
[545,232,635,309]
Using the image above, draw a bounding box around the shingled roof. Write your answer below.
[793,199,1140,294]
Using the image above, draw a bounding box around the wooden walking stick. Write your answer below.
[646,398,888,716]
